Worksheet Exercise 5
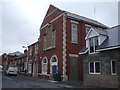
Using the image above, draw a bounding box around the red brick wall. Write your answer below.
[0,56,2,66]
[38,16,64,75]
[66,18,86,80]
[38,5,64,75]
[40,5,63,29]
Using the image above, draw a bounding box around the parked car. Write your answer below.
[6,67,18,76]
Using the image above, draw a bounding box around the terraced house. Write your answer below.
[27,41,39,77]
[80,25,120,88]
[37,5,108,81]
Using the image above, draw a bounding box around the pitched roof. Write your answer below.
[65,11,109,29]
[94,28,107,36]
[49,5,109,29]
[80,25,120,54]
[97,25,120,50]
[8,51,23,56]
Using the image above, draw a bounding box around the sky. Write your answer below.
[0,0,119,55]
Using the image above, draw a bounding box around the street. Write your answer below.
[2,73,107,89]
[2,74,63,88]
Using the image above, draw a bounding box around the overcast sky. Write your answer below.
[0,0,119,55]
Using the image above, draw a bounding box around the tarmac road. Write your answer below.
[2,74,62,88]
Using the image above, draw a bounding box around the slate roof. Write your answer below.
[97,25,120,50]
[65,11,109,29]
[80,25,120,54]
[94,28,107,36]
[8,51,23,56]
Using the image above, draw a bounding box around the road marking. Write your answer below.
[5,77,13,81]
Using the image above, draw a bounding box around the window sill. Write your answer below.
[111,73,116,75]
[71,42,78,44]
[89,52,99,54]
[89,73,101,75]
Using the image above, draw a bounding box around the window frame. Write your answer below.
[42,58,48,74]
[43,24,56,51]
[111,60,116,75]
[88,37,99,54]
[28,60,32,73]
[89,61,101,74]
[29,47,32,55]
[71,23,78,43]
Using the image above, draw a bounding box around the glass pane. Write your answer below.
[112,61,116,74]
[95,37,99,46]
[43,59,47,63]
[52,57,57,62]
[72,35,77,43]
[95,62,100,73]
[72,23,77,30]
[43,64,47,73]
[90,62,94,73]
[89,38,94,53]
[72,30,77,35]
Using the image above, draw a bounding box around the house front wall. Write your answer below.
[38,5,65,80]
[83,48,120,88]
[66,18,86,81]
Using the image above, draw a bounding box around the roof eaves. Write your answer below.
[96,45,120,52]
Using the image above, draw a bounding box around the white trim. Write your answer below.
[40,13,64,30]
[45,9,57,18]
[38,73,50,76]
[89,61,101,74]
[88,37,99,54]
[62,13,68,81]
[89,52,99,55]
[71,20,79,24]
[69,54,78,57]
[42,57,48,75]
[50,55,58,78]
[79,49,89,54]
[85,28,99,40]
[28,60,32,73]
[96,46,120,52]
[71,23,78,43]
[111,60,116,75]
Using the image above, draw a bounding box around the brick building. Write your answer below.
[2,51,23,74]
[38,5,108,81]
[9,50,28,74]
[80,25,120,88]
[27,41,39,77]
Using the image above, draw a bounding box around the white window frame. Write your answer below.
[89,61,101,74]
[71,23,78,43]
[28,60,32,73]
[111,60,116,75]
[29,47,32,55]
[42,58,48,74]
[35,44,38,54]
[88,37,99,54]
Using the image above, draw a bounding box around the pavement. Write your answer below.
[18,75,100,88]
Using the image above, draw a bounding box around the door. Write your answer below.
[69,57,79,81]
[52,65,57,78]
[33,62,38,77]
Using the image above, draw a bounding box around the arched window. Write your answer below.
[52,57,57,62]
[42,58,48,74]
[28,60,32,73]
[43,24,56,51]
